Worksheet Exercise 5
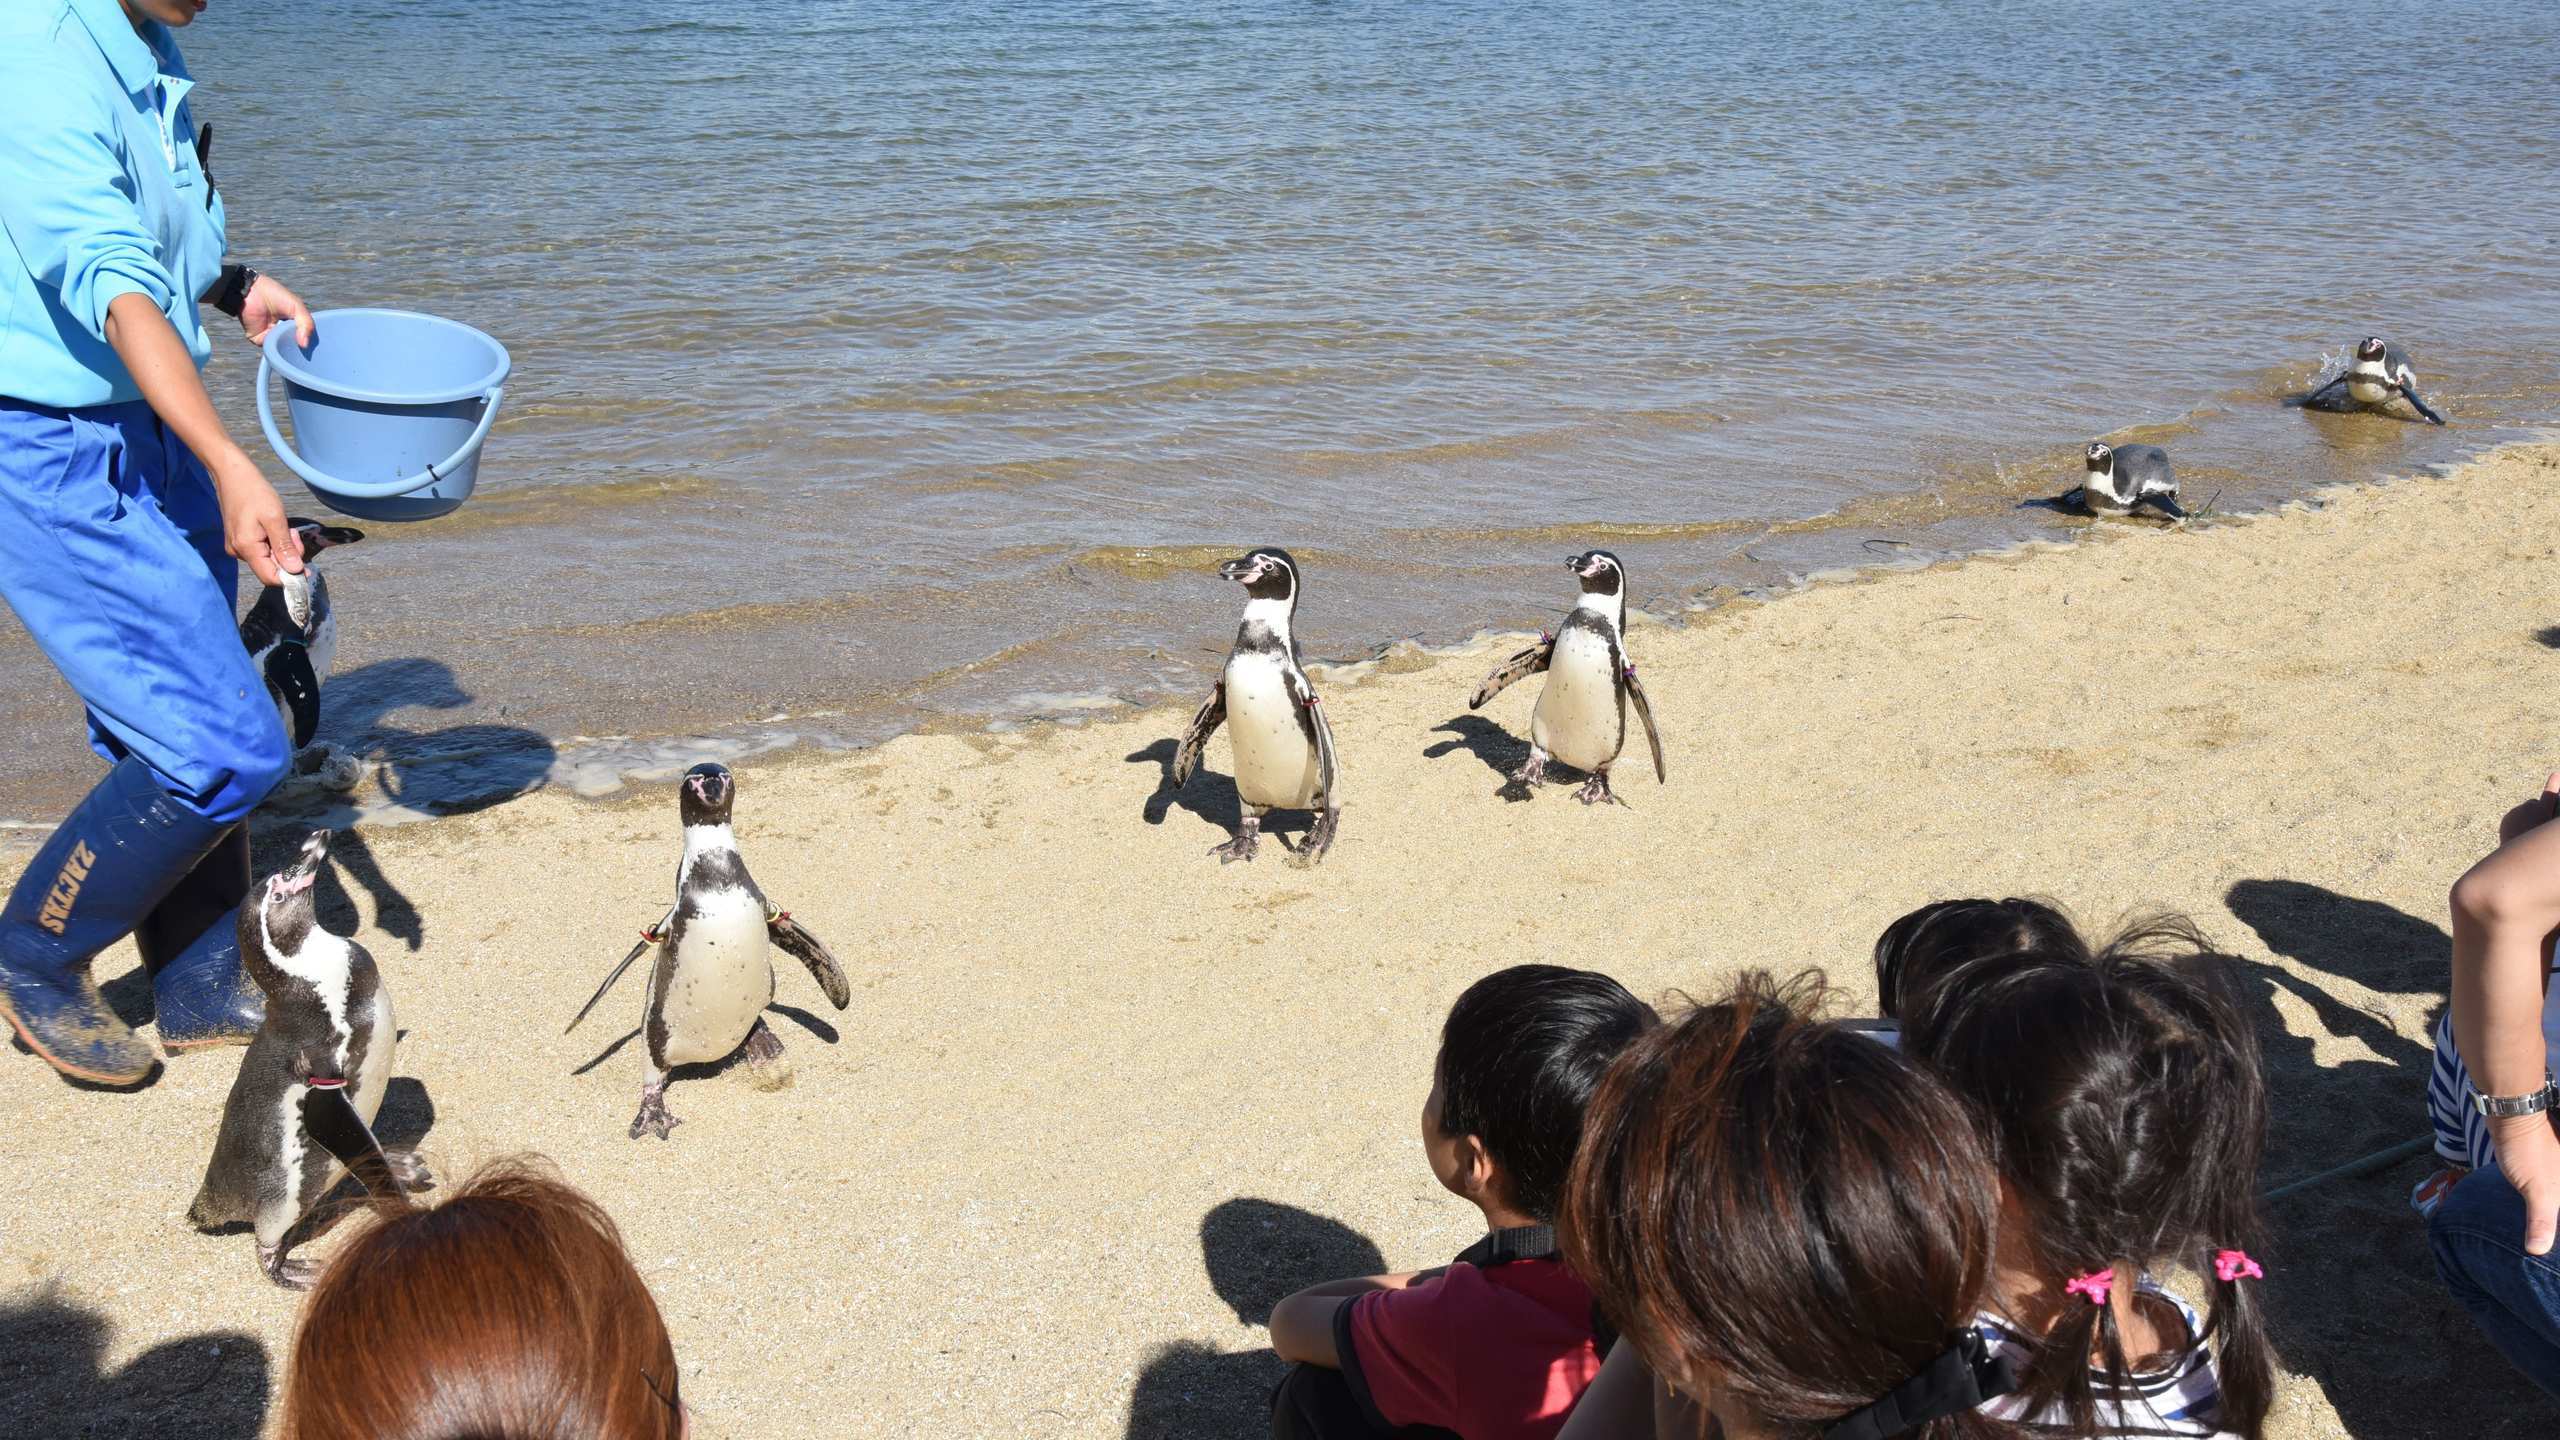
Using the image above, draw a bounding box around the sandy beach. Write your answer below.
[7,440,2559,1438]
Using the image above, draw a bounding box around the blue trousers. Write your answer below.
[2431,1165,2560,1400]
[0,398,287,823]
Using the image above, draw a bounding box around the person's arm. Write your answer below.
[104,293,301,585]
[1268,1270,1440,1366]
[1556,1343,1714,1440]
[2447,772,2560,1256]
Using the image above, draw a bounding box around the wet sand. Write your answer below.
[7,441,2560,1437]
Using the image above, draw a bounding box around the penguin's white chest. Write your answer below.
[655,887,772,1067]
[2345,366,2392,406]
[1532,626,1625,773]
[1224,652,1321,810]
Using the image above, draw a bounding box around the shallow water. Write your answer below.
[4,0,2557,821]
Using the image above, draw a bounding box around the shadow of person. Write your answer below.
[1127,738,1243,833]
[1424,715,1540,798]
[373,1074,436,1153]
[2221,880,2550,1436]
[0,1287,269,1438]
[320,827,423,951]
[1124,1199,1389,1440]
[289,657,558,820]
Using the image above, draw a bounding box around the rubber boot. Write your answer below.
[133,824,263,1050]
[0,759,231,1083]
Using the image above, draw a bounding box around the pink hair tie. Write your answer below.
[2213,1249,2264,1283]
[2063,1268,2114,1306]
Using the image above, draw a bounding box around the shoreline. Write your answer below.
[9,439,2560,1436]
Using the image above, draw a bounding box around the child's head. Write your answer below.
[1874,896,2084,1023]
[284,1157,683,1440]
[1561,971,2018,1440]
[1426,963,1658,1224]
[1901,917,2272,1438]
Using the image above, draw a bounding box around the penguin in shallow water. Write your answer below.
[2075,442,2186,520]
[1469,551,1666,806]
[1171,548,1342,864]
[188,831,427,1288]
[568,763,850,1140]
[238,519,364,753]
[2303,337,2447,424]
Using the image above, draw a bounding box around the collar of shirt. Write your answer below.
[62,3,196,171]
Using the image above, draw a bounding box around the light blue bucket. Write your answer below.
[257,308,509,522]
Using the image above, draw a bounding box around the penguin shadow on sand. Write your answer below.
[1123,1198,1387,1440]
[1128,738,1242,834]
[0,1288,269,1438]
[2220,880,2546,1438]
[568,1003,840,1080]
[2532,624,2560,650]
[302,656,558,819]
[1422,715,1541,801]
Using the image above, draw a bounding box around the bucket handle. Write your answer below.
[257,353,504,499]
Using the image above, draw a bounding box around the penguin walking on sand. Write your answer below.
[2074,442,2186,520]
[189,831,428,1288]
[238,519,364,755]
[1171,548,1342,864]
[1469,551,1665,806]
[568,763,849,1140]
[2303,337,2447,424]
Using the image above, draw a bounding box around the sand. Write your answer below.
[8,440,2560,1438]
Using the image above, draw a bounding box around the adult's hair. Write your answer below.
[1560,969,2022,1440]
[1900,916,2273,1439]
[1873,897,2085,1023]
[284,1157,684,1440]
[1435,963,1658,1221]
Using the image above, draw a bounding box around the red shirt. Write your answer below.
[1337,1241,1606,1440]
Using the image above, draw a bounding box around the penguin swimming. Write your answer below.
[1468,551,1666,806]
[2075,442,2186,520]
[237,519,364,754]
[1171,547,1342,864]
[2302,337,2447,424]
[188,831,428,1288]
[568,763,850,1140]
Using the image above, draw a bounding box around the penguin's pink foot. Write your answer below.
[741,1018,792,1090]
[384,1150,435,1192]
[259,1243,321,1291]
[1573,770,1623,807]
[1209,818,1260,865]
[1509,750,1549,789]
[629,1084,681,1141]
[1299,808,1341,866]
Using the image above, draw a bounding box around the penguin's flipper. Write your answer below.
[299,1078,408,1203]
[1172,681,1226,788]
[2135,492,2188,521]
[1470,635,1554,709]
[566,907,675,1034]
[1285,667,1340,807]
[1615,644,1667,784]
[2301,375,2348,408]
[768,911,851,1011]
[2398,382,2448,426]
[265,644,322,749]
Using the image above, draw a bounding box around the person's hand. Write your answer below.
[209,451,305,585]
[2491,1113,2560,1256]
[239,273,315,348]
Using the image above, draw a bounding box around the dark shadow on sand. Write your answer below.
[2534,625,2560,651]
[276,657,558,821]
[1123,1199,1388,1440]
[768,1002,840,1045]
[0,1289,269,1438]
[2223,880,2549,1436]
[1127,738,1242,833]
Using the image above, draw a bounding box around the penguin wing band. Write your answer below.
[1171,681,1226,788]
[767,912,852,1010]
[1469,636,1555,709]
[1285,667,1339,803]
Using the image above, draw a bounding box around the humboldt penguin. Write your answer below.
[1469,551,1666,806]
[188,831,428,1288]
[2303,337,2447,424]
[2077,442,2186,519]
[237,519,364,753]
[568,763,850,1140]
[1171,547,1342,864]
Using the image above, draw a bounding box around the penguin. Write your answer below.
[567,763,850,1140]
[2075,442,2186,520]
[188,831,428,1288]
[1170,547,1342,864]
[237,518,365,753]
[2303,337,2447,424]
[1468,551,1666,806]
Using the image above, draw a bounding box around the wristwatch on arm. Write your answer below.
[2472,1073,2559,1119]
[207,263,256,319]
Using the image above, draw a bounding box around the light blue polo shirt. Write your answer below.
[0,0,228,409]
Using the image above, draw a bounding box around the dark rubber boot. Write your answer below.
[133,825,263,1050]
[0,759,230,1083]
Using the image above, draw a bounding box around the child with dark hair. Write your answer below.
[1903,918,2273,1438]
[1268,963,1658,1440]
[1872,896,2085,1025]
[1558,970,2025,1440]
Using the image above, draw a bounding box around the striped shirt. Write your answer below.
[1977,1281,2232,1437]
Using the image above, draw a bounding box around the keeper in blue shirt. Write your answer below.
[0,0,323,1084]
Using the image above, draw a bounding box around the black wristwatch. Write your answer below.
[209,263,256,318]
[2472,1074,2558,1119]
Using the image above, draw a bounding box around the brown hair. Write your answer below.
[284,1157,683,1440]
[1560,971,2020,1440]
